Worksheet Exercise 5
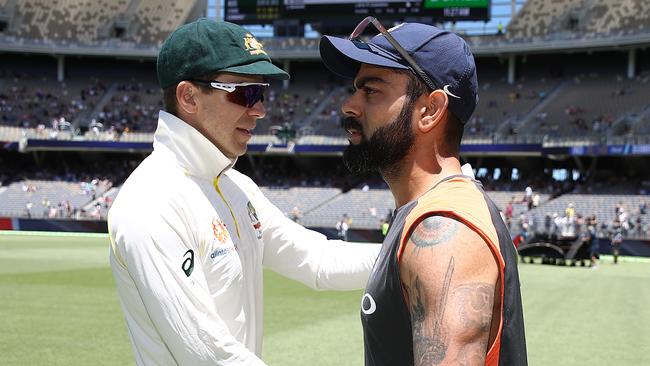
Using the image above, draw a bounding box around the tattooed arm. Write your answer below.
[399,214,499,366]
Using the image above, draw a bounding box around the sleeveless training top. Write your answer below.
[360,175,527,366]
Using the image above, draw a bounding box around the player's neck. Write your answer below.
[385,155,462,208]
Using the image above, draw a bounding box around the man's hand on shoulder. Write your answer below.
[400,214,499,366]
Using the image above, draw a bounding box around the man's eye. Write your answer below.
[363,87,377,95]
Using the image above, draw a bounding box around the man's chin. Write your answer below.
[342,144,376,175]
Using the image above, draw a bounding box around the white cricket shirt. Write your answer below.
[108,111,380,366]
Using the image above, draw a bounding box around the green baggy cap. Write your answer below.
[157,18,289,88]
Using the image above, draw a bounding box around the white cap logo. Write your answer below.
[443,84,461,99]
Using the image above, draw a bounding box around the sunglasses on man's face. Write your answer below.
[189,80,270,108]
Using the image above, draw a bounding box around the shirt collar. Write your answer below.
[153,110,236,180]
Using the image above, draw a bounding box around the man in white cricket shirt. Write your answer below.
[108,18,381,365]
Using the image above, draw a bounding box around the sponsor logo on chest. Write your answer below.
[210,245,236,259]
[210,217,238,259]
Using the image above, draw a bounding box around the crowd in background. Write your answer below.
[0,69,105,129]
[507,193,650,244]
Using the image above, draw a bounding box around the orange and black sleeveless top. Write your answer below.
[360,175,527,365]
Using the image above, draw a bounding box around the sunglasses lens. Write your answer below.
[228,85,265,108]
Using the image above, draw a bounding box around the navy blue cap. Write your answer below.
[319,23,478,123]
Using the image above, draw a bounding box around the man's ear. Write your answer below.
[418,90,448,134]
[176,81,199,116]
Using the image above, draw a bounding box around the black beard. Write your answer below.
[342,97,415,178]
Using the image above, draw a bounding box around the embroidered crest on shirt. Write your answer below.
[212,217,229,244]
[247,201,263,239]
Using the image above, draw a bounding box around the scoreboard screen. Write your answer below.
[284,0,425,20]
[225,0,282,24]
[423,0,490,19]
[225,0,490,24]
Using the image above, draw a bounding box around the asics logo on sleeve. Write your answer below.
[182,250,194,277]
[361,293,377,315]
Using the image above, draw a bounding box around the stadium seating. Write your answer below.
[505,0,578,40]
[0,125,24,142]
[259,186,341,220]
[131,0,197,45]
[256,83,333,136]
[0,58,106,129]
[633,114,650,135]
[10,0,130,44]
[517,71,650,139]
[2,0,199,47]
[96,80,162,133]
[581,0,650,37]
[0,179,111,218]
[471,72,557,136]
[506,0,650,40]
[299,188,394,230]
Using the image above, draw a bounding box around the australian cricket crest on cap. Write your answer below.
[212,217,230,244]
[247,201,263,239]
[243,33,267,56]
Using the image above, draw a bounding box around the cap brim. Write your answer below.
[319,36,409,79]
[222,59,290,80]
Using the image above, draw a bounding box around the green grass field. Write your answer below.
[1,232,649,365]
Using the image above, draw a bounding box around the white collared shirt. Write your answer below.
[108,111,380,366]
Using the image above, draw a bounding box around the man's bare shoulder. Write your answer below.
[401,214,497,268]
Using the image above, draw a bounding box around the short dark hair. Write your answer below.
[394,69,429,104]
[162,73,219,117]
[163,83,179,116]
[395,69,464,152]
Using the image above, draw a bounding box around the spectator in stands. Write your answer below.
[525,185,533,209]
[544,213,552,237]
[336,214,350,241]
[634,214,644,237]
[518,213,530,243]
[24,202,32,218]
[575,214,584,235]
[587,216,599,269]
[532,193,541,209]
[615,201,623,216]
[320,19,526,364]
[619,207,630,234]
[505,197,514,223]
[566,202,575,219]
[290,206,301,222]
[108,19,380,366]
[611,229,623,264]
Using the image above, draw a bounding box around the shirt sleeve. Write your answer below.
[251,188,381,291]
[110,207,267,366]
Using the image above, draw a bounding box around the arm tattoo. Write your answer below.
[453,283,494,333]
[454,283,495,365]
[458,346,486,366]
[410,257,455,365]
[410,215,459,256]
